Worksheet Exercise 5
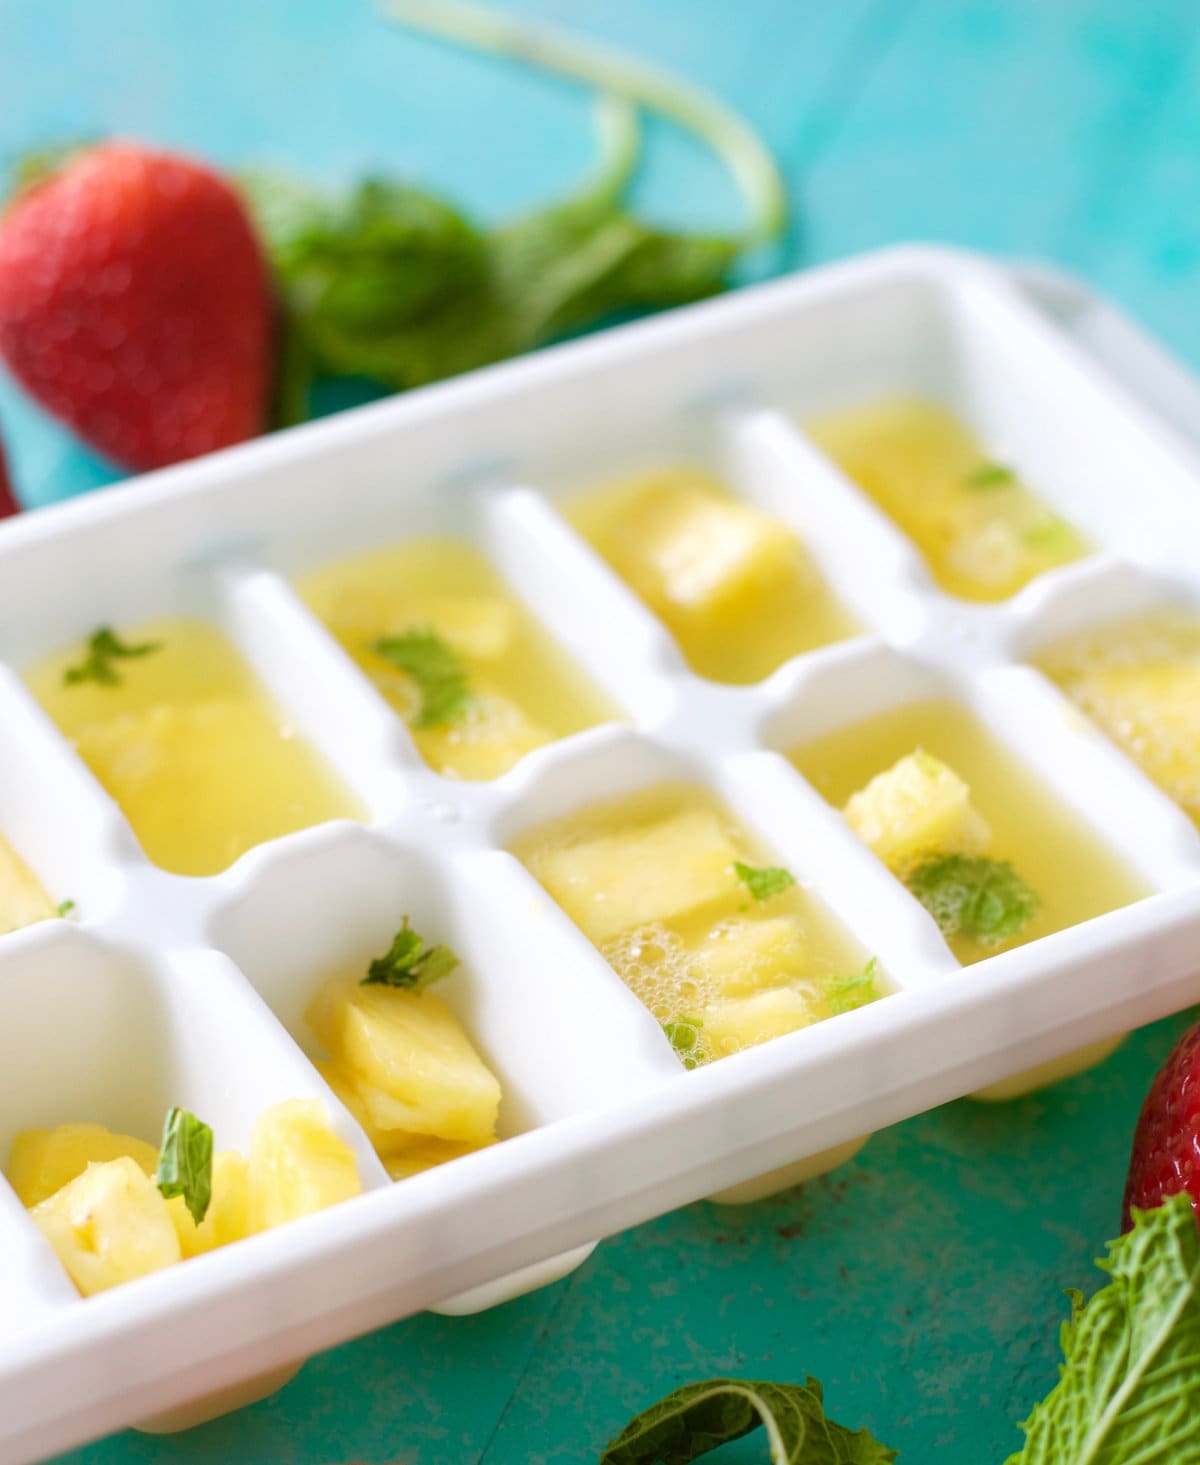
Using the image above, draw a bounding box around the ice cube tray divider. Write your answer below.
[0,666,134,924]
[474,484,685,720]
[4,244,1200,1461]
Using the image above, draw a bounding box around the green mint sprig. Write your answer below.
[364,916,460,991]
[906,854,1039,946]
[733,861,796,903]
[63,627,161,688]
[370,625,475,728]
[156,1107,213,1226]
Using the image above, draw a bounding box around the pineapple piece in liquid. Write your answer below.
[514,784,875,1063]
[791,699,1148,965]
[806,398,1089,602]
[26,618,362,876]
[298,538,616,780]
[1035,609,1200,829]
[567,467,859,685]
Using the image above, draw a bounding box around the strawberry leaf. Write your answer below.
[600,1378,896,1463]
[1005,1193,1200,1464]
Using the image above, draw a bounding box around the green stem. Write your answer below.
[586,93,640,209]
[379,0,786,247]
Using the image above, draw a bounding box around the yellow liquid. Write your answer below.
[806,398,1090,602]
[790,700,1148,964]
[0,836,56,935]
[1035,610,1200,829]
[566,467,859,684]
[298,539,617,781]
[27,619,362,877]
[513,784,876,1064]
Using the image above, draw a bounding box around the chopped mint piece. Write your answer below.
[662,1020,706,1070]
[156,1107,213,1226]
[370,625,475,728]
[827,957,881,1015]
[55,899,76,919]
[906,855,1038,946]
[1023,515,1077,553]
[965,461,1015,489]
[733,861,796,903]
[63,627,161,688]
[364,916,460,991]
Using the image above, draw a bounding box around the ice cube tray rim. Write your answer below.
[4,243,1200,1459]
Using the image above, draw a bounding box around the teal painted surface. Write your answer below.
[1,2,1199,1460]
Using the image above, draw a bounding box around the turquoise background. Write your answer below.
[2,1,1199,1460]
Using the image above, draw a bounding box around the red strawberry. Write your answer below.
[1122,1018,1200,1231]
[0,142,273,472]
[0,439,18,518]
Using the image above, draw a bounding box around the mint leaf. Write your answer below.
[906,855,1038,946]
[55,899,76,919]
[243,142,735,420]
[826,958,880,1016]
[965,461,1015,489]
[156,1107,213,1226]
[1023,515,1078,553]
[1005,1194,1200,1464]
[364,916,459,991]
[245,174,506,407]
[733,861,796,903]
[63,627,161,688]
[663,1020,706,1070]
[370,625,475,728]
[600,1377,896,1463]
[491,193,733,352]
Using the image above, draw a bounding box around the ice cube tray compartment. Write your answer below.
[4,245,1200,1460]
[0,927,387,1193]
[0,927,387,1324]
[207,819,677,1314]
[487,722,939,1000]
[764,259,1200,574]
[207,820,676,1130]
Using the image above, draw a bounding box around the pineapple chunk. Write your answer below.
[608,483,796,616]
[308,980,501,1147]
[0,837,57,935]
[843,749,990,870]
[316,1057,430,1158]
[415,689,551,781]
[32,1156,181,1296]
[531,808,740,943]
[315,1057,384,1145]
[247,1100,361,1234]
[383,1138,489,1182]
[693,916,806,998]
[1069,664,1200,811]
[943,516,1028,592]
[72,697,353,877]
[168,1151,249,1257]
[699,987,819,1060]
[7,1124,158,1209]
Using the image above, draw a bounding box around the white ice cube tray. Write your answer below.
[2,244,1200,1463]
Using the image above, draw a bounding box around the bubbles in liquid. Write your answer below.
[602,922,718,1022]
